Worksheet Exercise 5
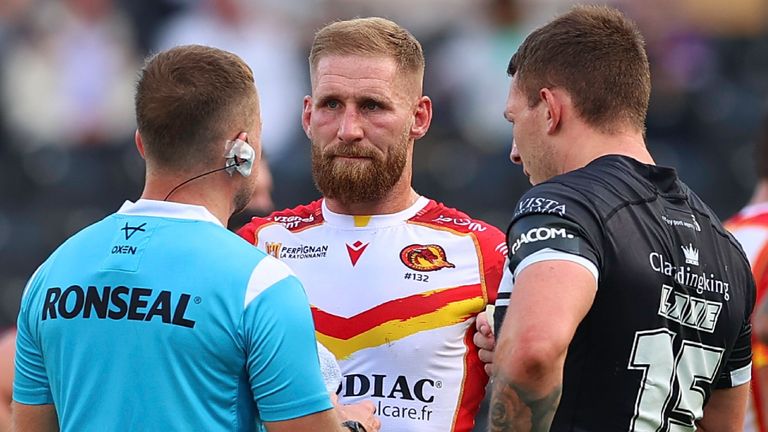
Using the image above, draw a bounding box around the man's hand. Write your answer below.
[474,309,496,376]
[332,394,381,432]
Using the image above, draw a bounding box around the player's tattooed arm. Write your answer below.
[489,374,561,432]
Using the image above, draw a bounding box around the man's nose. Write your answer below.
[338,107,364,142]
[510,141,522,165]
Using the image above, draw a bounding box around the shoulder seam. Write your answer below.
[243,257,295,309]
[406,220,478,237]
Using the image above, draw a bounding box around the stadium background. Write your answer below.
[0,0,766,335]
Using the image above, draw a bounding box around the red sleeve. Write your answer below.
[475,226,507,303]
[236,216,273,245]
[412,200,508,303]
[237,200,324,245]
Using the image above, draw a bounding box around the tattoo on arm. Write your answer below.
[489,375,561,432]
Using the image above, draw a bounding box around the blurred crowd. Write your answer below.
[0,0,767,326]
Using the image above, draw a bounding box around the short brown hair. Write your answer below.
[135,45,258,170]
[309,17,424,77]
[508,5,650,134]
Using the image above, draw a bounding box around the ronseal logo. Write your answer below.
[41,285,197,328]
[510,227,574,255]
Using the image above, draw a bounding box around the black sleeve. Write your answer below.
[507,214,599,273]
[715,274,756,389]
[508,182,604,274]
[715,318,752,389]
[494,182,604,335]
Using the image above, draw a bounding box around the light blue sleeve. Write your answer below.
[13,266,54,405]
[240,273,333,422]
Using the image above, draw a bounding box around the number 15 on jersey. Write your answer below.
[628,328,724,431]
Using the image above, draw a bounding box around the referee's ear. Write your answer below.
[135,129,146,160]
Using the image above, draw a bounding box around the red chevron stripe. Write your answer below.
[311,284,481,340]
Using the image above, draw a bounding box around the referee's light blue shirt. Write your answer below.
[14,200,332,431]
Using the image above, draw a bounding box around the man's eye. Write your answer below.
[326,100,340,109]
[362,101,379,111]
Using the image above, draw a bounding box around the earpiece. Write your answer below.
[224,138,255,177]
[163,134,256,201]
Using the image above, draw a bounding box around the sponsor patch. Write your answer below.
[658,284,721,333]
[265,242,328,260]
[339,373,438,422]
[514,197,566,218]
[432,215,487,232]
[648,252,730,300]
[509,226,575,255]
[400,244,455,272]
[271,214,315,229]
[42,285,197,328]
[661,209,701,232]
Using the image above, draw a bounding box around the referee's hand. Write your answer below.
[332,393,381,432]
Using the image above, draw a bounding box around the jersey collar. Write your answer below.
[117,199,223,227]
[321,196,430,228]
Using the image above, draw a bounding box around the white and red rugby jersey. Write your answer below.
[238,196,506,432]
[727,203,768,432]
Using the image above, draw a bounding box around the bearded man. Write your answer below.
[237,17,507,432]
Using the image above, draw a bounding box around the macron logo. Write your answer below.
[346,241,369,267]
[681,243,699,266]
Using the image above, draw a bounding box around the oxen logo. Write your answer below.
[400,244,455,272]
[265,242,282,259]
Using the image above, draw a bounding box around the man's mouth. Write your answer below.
[334,155,371,161]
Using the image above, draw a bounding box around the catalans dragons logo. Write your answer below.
[400,244,455,272]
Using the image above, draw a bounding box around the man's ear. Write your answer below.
[135,130,146,159]
[302,96,313,139]
[540,88,562,135]
[410,95,433,140]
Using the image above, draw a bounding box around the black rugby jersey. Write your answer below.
[495,155,755,431]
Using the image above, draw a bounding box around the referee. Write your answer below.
[12,45,377,432]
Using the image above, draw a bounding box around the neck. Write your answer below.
[560,128,653,173]
[141,174,233,225]
[749,180,768,206]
